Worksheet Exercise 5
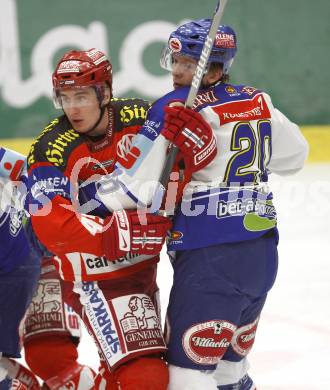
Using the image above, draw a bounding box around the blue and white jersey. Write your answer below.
[0,147,30,272]
[161,83,308,249]
[97,83,308,250]
[0,180,29,272]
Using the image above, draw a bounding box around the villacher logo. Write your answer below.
[183,320,236,365]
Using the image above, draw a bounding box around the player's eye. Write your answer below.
[61,95,70,104]
[77,95,88,103]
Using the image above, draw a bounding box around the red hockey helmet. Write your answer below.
[52,48,113,108]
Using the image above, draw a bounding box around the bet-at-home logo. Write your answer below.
[0,0,188,107]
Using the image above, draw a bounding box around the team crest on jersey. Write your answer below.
[231,317,259,356]
[183,320,236,365]
[116,134,141,169]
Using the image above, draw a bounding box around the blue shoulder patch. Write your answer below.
[28,165,71,213]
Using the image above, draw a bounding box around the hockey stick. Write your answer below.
[150,0,229,212]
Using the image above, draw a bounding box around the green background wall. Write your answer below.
[1,0,329,139]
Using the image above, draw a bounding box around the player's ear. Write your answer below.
[102,85,111,106]
[203,63,223,86]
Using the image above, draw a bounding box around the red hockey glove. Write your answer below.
[43,363,95,390]
[103,209,171,259]
[11,380,28,390]
[162,105,217,172]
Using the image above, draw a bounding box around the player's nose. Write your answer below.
[172,62,183,78]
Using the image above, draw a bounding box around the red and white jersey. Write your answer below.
[27,98,159,281]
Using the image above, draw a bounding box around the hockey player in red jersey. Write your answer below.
[25,48,171,389]
[24,47,214,389]
[22,256,96,390]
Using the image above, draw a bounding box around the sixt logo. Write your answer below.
[120,104,148,124]
[28,119,60,167]
[45,130,80,167]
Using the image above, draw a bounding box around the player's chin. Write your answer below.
[72,122,89,133]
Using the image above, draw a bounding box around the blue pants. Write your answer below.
[166,231,278,370]
[0,251,40,357]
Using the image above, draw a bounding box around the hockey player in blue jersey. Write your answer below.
[152,19,309,389]
[79,21,307,388]
[0,147,96,389]
[0,151,41,389]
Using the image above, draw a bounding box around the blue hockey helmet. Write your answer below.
[160,19,237,74]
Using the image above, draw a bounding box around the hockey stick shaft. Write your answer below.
[186,0,228,108]
[150,0,228,212]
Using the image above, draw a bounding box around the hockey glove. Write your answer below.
[103,209,171,259]
[0,358,40,390]
[43,363,95,390]
[162,105,217,172]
